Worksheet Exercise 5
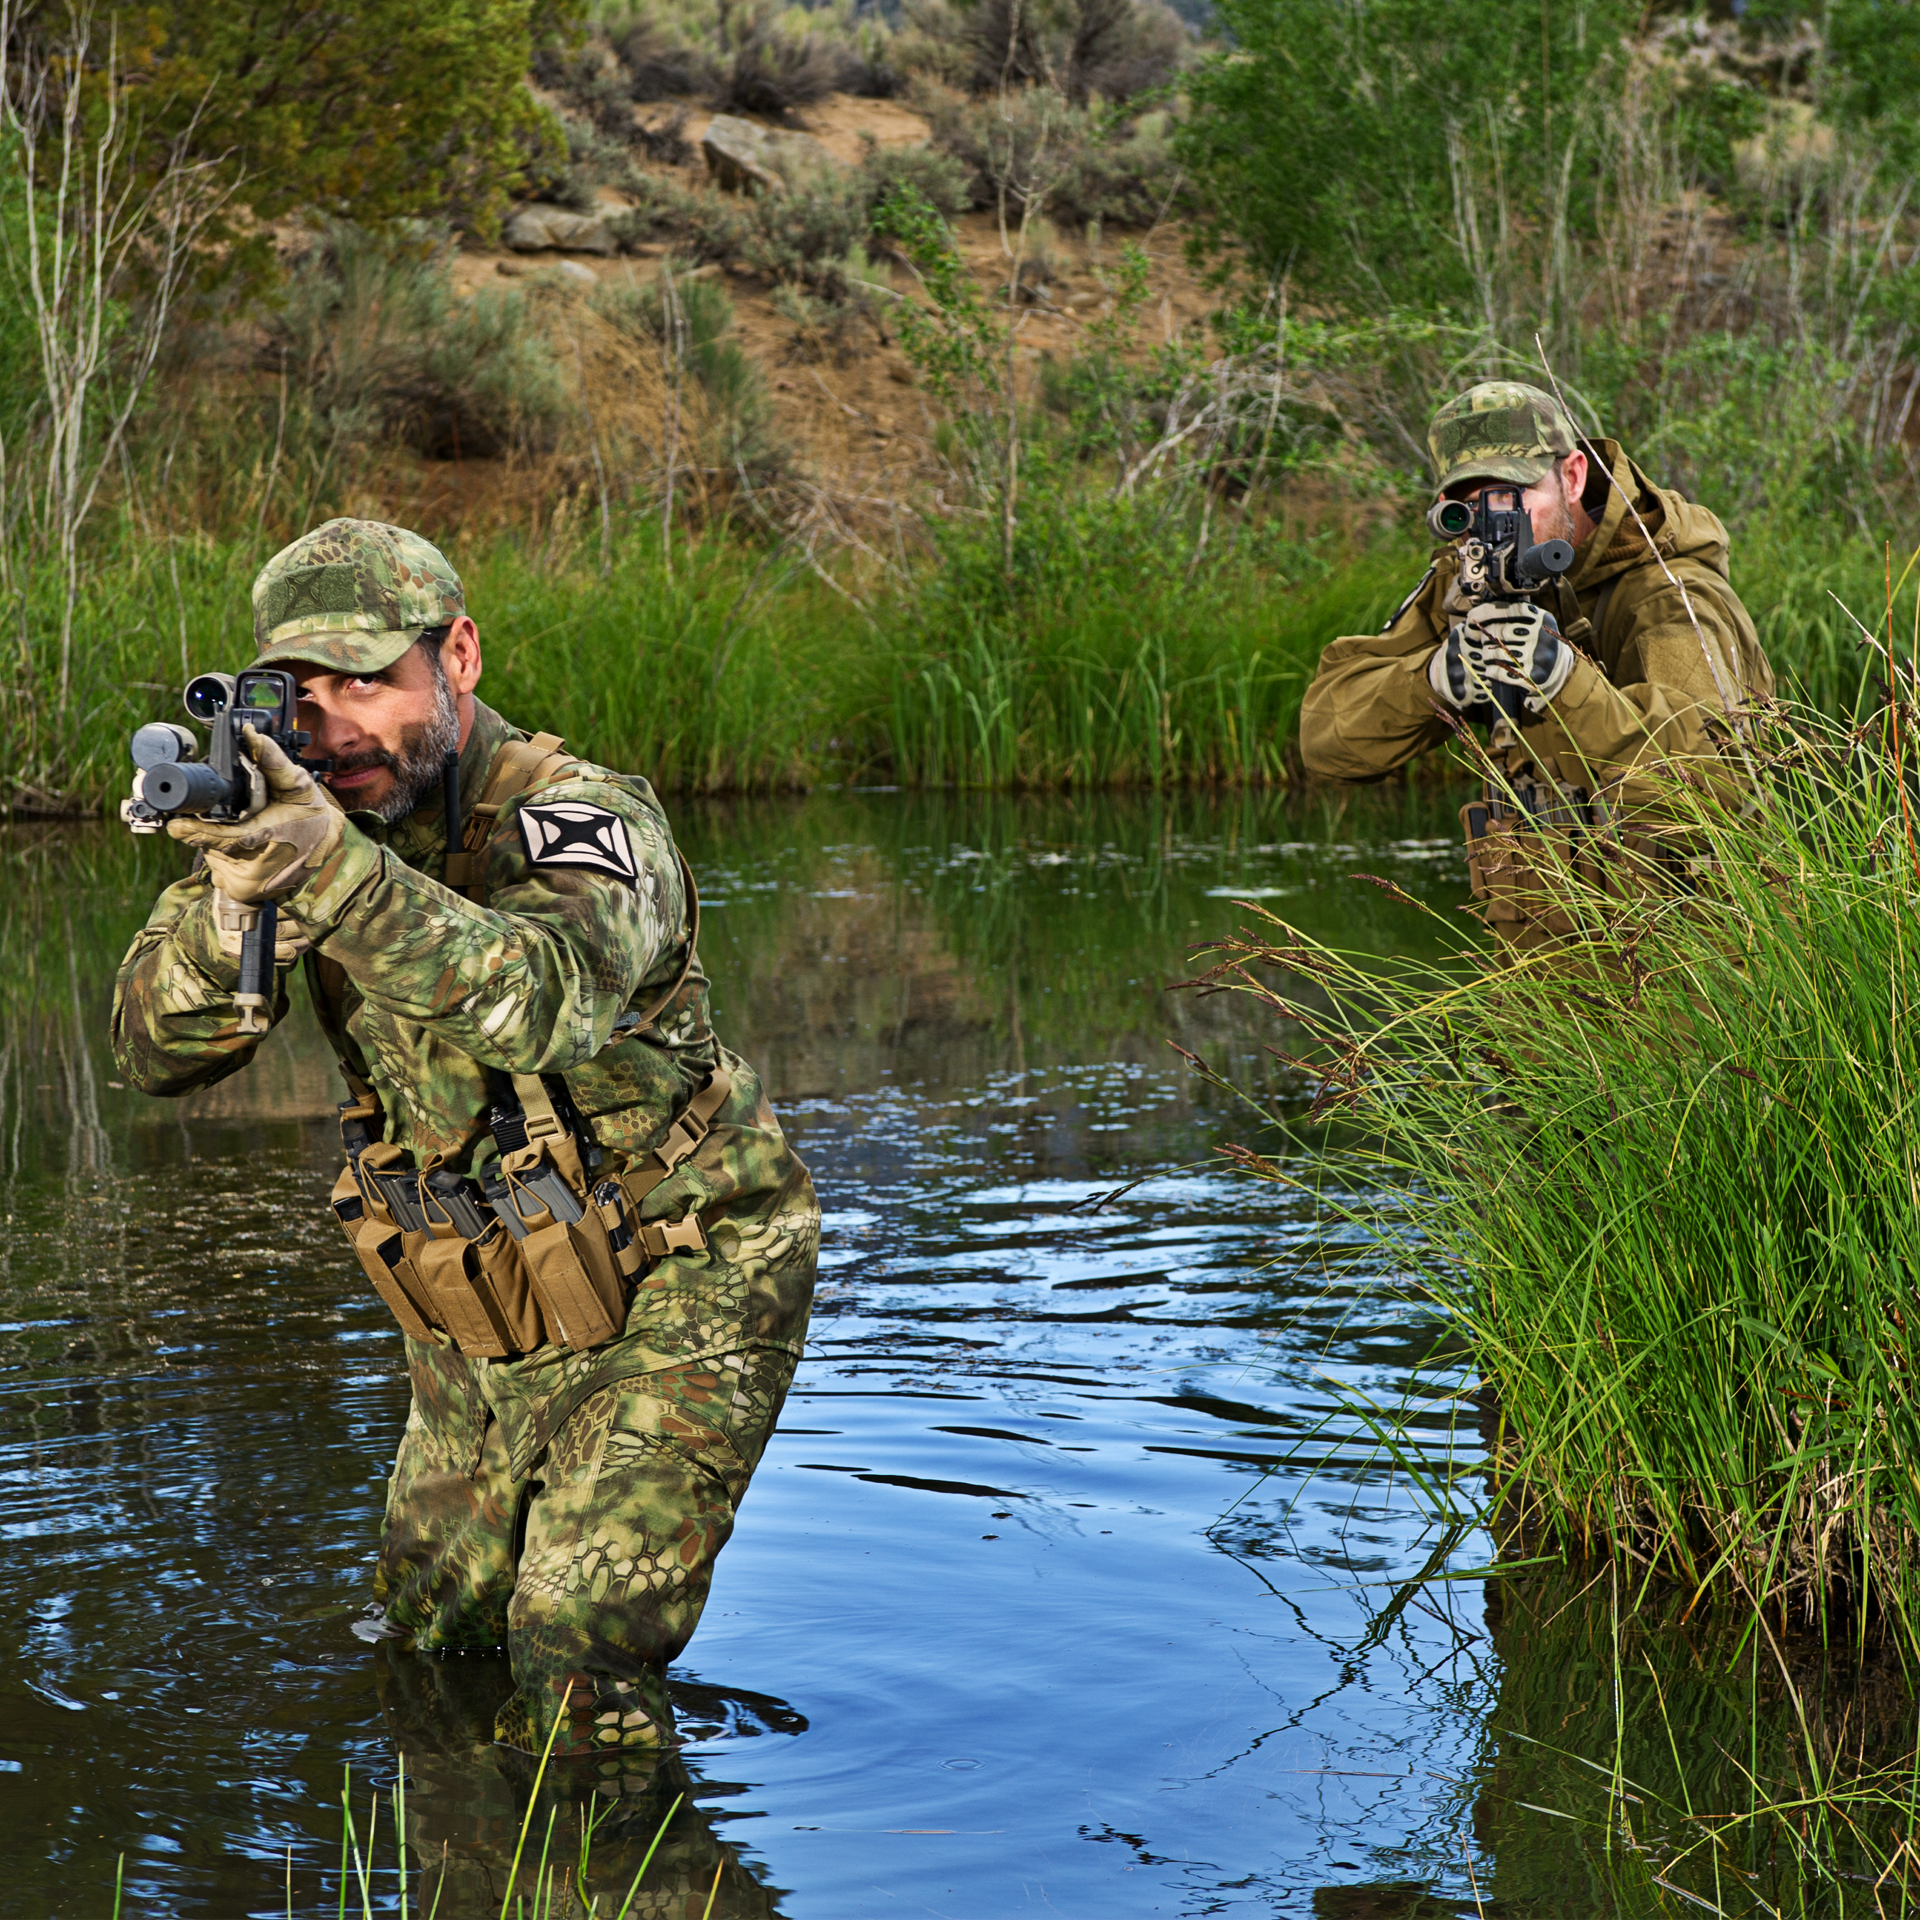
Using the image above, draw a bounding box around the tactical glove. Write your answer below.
[212,889,312,963]
[168,726,344,903]
[1427,600,1575,718]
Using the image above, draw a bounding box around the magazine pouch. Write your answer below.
[482,1126,627,1352]
[330,1158,437,1345]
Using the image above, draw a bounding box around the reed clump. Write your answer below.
[1192,672,1920,1651]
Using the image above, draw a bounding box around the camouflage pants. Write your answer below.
[374,1338,800,1756]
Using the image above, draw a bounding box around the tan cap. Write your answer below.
[248,518,465,674]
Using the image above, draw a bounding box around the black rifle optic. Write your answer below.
[1425,486,1576,725]
[123,669,332,1036]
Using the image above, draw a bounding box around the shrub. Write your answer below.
[893,0,1188,101]
[46,0,576,287]
[531,39,639,140]
[262,222,569,461]
[772,246,897,358]
[611,16,724,101]
[588,267,777,469]
[713,16,855,117]
[854,139,972,220]
[914,81,1182,226]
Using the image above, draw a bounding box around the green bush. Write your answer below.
[261,223,570,462]
[914,82,1182,227]
[589,268,773,466]
[895,0,1189,103]
[1177,0,1642,310]
[51,0,578,287]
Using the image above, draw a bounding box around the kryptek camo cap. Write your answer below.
[249,518,465,674]
[1429,381,1581,495]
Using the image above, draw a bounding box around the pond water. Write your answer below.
[0,789,1907,1919]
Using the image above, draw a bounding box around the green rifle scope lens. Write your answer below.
[1427,499,1475,539]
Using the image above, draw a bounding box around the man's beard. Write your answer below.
[328,656,460,825]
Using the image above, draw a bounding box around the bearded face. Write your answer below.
[321,641,461,824]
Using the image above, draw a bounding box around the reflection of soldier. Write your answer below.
[1300,384,1773,940]
[377,1649,779,1917]
[112,518,818,1755]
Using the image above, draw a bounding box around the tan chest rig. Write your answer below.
[324,733,730,1359]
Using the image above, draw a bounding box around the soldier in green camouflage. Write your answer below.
[111,517,818,1756]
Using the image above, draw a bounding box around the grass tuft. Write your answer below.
[1193,668,1920,1653]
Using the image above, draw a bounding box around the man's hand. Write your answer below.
[1427,600,1575,717]
[212,890,313,963]
[168,726,344,903]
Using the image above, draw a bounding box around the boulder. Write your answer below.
[701,114,837,195]
[502,204,617,255]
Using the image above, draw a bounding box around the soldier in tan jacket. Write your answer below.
[1300,383,1771,849]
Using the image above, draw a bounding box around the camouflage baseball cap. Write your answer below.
[1428,381,1580,494]
[249,518,465,674]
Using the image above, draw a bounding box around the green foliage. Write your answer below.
[896,0,1190,104]
[261,223,570,463]
[914,82,1183,227]
[63,0,581,285]
[871,185,1002,407]
[1202,686,1920,1649]
[1180,0,1640,305]
[588,266,775,464]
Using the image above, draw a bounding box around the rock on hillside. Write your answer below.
[504,204,617,254]
[701,114,838,193]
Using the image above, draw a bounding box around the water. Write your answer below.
[0,790,1907,1919]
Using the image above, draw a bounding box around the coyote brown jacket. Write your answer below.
[1299,440,1771,808]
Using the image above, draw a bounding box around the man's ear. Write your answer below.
[441,616,483,697]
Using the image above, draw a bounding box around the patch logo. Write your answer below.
[518,803,638,882]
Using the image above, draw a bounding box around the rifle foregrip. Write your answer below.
[235,900,277,1035]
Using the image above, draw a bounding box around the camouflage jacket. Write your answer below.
[1299,441,1773,812]
[111,700,816,1402]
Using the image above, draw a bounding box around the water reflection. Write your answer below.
[376,1651,783,1917]
[0,787,1907,1917]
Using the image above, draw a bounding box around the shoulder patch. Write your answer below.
[1382,563,1437,634]
[518,801,638,883]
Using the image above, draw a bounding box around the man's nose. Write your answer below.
[301,698,363,757]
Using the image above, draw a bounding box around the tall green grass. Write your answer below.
[0,481,1899,812]
[1195,685,1920,1651]
[2,507,1417,809]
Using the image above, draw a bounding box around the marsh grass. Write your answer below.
[2,506,1412,809]
[1468,1570,1920,1915]
[1188,666,1920,1652]
[101,1745,692,1919]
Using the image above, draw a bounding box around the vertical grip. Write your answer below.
[235,898,276,1035]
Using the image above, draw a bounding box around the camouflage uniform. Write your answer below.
[1298,383,1773,942]
[111,519,817,1754]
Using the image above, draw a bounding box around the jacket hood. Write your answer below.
[1571,438,1732,592]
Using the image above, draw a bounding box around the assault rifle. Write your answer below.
[1426,486,1576,726]
[122,669,331,1035]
